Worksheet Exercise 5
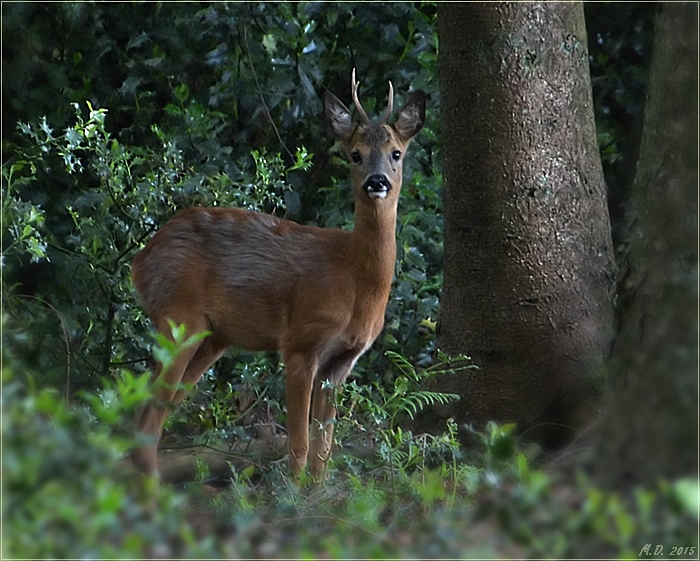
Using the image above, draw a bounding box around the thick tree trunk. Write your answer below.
[432,2,616,448]
[591,3,698,488]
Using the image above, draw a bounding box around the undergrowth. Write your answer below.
[3,330,697,559]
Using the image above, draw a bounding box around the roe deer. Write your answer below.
[131,70,425,478]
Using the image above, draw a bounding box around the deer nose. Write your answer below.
[362,174,392,199]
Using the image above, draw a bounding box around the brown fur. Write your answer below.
[132,78,425,478]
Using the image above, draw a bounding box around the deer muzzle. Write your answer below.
[363,174,392,199]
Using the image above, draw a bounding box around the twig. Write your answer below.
[242,27,295,162]
[12,294,72,400]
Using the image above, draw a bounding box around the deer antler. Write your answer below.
[351,68,370,125]
[380,81,394,123]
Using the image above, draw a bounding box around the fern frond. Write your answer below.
[386,350,417,378]
[430,351,478,376]
[397,390,460,419]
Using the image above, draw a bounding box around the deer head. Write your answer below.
[324,69,426,203]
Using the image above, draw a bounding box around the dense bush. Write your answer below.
[3,367,218,558]
[4,355,696,557]
[584,2,656,247]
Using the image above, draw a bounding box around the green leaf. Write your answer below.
[39,116,53,138]
[671,477,700,518]
[65,127,82,148]
[126,30,150,51]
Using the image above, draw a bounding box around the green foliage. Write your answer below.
[2,163,48,264]
[2,100,306,392]
[3,320,235,558]
[347,351,463,427]
[3,4,691,559]
[5,358,695,558]
[584,3,655,246]
[2,370,221,558]
[472,420,518,466]
[331,351,464,476]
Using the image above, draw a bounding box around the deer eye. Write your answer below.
[350,150,362,164]
[391,150,402,162]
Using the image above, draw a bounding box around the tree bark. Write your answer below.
[591,2,698,488]
[432,2,616,448]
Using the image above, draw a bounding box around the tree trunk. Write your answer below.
[432,2,616,449]
[591,2,698,488]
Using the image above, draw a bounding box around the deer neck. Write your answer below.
[348,198,398,288]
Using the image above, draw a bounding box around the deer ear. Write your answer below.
[393,90,426,141]
[325,91,354,141]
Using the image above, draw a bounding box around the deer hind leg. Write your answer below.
[283,351,318,476]
[309,349,360,478]
[171,336,227,405]
[133,316,216,476]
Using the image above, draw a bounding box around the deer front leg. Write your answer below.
[284,352,317,476]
